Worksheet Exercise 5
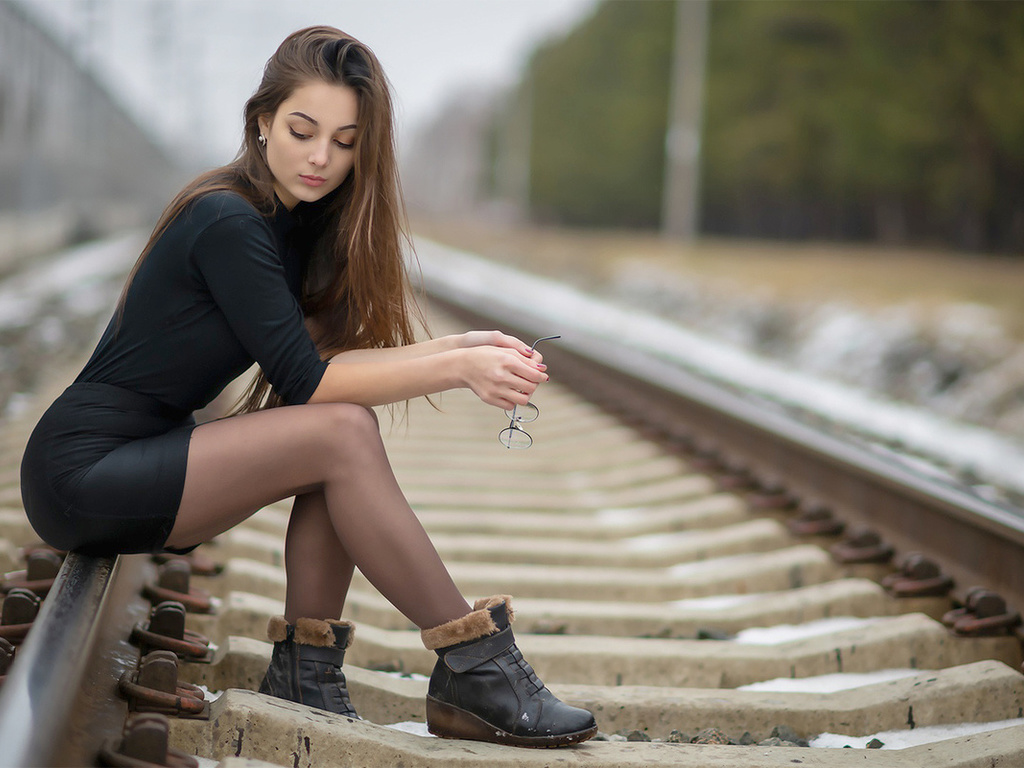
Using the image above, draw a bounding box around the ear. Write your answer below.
[257,114,272,137]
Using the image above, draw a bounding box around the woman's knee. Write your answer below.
[316,403,382,454]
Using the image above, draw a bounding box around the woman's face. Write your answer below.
[258,80,359,210]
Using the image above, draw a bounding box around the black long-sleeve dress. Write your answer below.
[20,191,329,555]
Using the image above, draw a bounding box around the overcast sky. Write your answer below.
[21,0,597,164]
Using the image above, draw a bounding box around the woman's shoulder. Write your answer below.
[185,190,265,227]
[165,190,276,264]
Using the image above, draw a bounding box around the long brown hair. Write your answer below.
[117,26,421,412]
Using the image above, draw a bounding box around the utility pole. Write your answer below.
[661,0,709,241]
[494,76,532,221]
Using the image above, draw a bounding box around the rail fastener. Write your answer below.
[0,549,64,597]
[787,505,846,537]
[746,484,799,511]
[142,560,215,614]
[98,713,199,768]
[828,527,895,564]
[0,588,41,645]
[881,553,955,598]
[151,551,223,578]
[943,589,1023,637]
[131,601,214,663]
[118,650,209,719]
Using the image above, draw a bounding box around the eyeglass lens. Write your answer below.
[499,425,533,449]
[504,402,539,423]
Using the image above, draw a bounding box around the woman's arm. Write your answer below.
[327,331,532,364]
[307,334,548,410]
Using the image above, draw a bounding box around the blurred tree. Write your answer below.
[702,0,1024,250]
[516,0,1024,252]
[525,0,674,227]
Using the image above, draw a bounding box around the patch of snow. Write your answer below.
[810,719,1024,749]
[384,721,435,737]
[624,532,688,551]
[667,551,778,578]
[733,616,878,645]
[4,393,33,420]
[382,671,430,681]
[0,233,140,328]
[669,594,759,611]
[594,508,639,526]
[197,685,223,702]
[739,668,923,693]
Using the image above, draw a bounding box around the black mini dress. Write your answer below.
[20,191,329,556]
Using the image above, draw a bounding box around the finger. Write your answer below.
[505,385,534,404]
[511,363,548,385]
[511,388,533,405]
[481,332,527,352]
[490,392,527,411]
[493,352,546,382]
[503,333,530,351]
[506,342,537,358]
[507,377,542,401]
[493,396,517,411]
[493,342,543,366]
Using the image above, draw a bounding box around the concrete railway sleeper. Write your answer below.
[0,304,1023,766]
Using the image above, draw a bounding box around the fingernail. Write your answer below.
[537,364,547,370]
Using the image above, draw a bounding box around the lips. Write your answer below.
[300,174,327,187]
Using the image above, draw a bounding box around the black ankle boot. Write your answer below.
[258,616,359,719]
[421,596,597,747]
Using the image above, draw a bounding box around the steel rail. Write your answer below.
[0,552,152,767]
[421,261,1024,614]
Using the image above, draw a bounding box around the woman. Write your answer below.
[20,27,596,748]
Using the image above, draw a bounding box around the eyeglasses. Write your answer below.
[499,335,560,449]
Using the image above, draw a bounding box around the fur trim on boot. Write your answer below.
[421,595,514,651]
[267,616,355,648]
[267,615,289,643]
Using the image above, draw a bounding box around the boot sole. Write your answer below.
[425,696,598,748]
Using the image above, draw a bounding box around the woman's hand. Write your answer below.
[455,331,543,363]
[455,343,549,411]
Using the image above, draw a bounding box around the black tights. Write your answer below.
[165,402,471,629]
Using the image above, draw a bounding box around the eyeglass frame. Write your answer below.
[498,335,560,449]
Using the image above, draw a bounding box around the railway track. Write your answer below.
[1,242,1024,767]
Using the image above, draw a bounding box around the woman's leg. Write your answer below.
[283,490,354,623]
[281,406,380,622]
[165,402,470,629]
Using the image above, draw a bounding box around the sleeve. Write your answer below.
[191,213,329,405]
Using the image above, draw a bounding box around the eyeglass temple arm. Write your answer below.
[528,334,561,352]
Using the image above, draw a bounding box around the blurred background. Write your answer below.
[1,0,1023,456]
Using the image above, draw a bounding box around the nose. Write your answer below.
[308,140,330,167]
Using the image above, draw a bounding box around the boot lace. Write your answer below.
[506,644,545,695]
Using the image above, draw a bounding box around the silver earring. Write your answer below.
[257,134,267,147]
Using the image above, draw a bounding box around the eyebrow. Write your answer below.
[288,111,357,131]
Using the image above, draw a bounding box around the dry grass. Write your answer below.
[413,217,1024,339]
